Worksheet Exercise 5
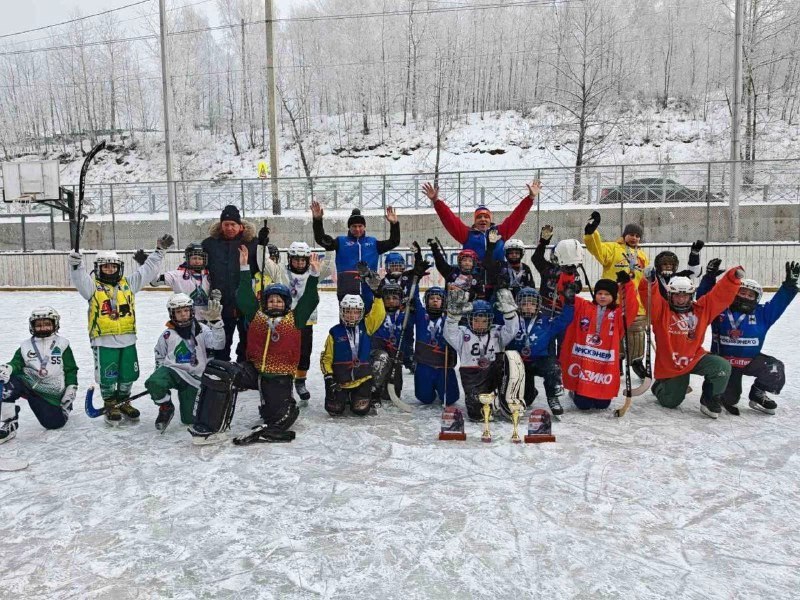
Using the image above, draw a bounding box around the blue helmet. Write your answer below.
[468,300,494,334]
[263,283,292,317]
[516,287,540,317]
[384,252,406,273]
[424,286,446,316]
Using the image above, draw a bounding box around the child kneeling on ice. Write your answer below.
[0,308,78,443]
[560,272,638,410]
[145,293,224,431]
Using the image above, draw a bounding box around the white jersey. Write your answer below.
[12,334,76,404]
[154,321,225,388]
[258,249,331,325]
[162,268,212,322]
[443,313,519,369]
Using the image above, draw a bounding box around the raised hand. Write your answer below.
[133,249,149,266]
[205,298,222,322]
[706,258,724,278]
[385,206,398,224]
[540,224,554,241]
[310,199,324,219]
[690,240,705,254]
[616,270,631,284]
[421,182,439,204]
[494,288,518,317]
[210,289,222,302]
[488,229,501,244]
[526,179,543,200]
[309,252,322,274]
[785,261,800,287]
[156,234,174,250]
[258,223,270,245]
[239,245,249,266]
[584,211,601,235]
[67,251,83,270]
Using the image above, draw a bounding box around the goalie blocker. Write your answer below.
[188,359,242,444]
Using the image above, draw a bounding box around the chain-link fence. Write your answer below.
[3,159,800,250]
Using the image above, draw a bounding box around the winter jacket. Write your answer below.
[583,230,649,316]
[430,243,486,300]
[483,245,535,298]
[433,194,533,261]
[202,220,258,319]
[697,274,797,368]
[644,267,742,379]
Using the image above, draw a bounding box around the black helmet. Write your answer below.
[268,244,280,264]
[184,243,207,271]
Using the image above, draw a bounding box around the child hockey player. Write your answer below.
[696,260,799,415]
[321,284,387,417]
[505,287,574,416]
[560,273,638,410]
[189,247,321,443]
[483,235,535,298]
[642,267,745,418]
[532,226,584,317]
[137,242,217,323]
[650,239,705,297]
[412,287,458,406]
[144,293,225,431]
[68,236,172,426]
[443,289,520,421]
[382,251,417,297]
[583,212,650,380]
[0,308,78,443]
[429,239,486,299]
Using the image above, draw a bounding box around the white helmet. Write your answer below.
[739,278,763,301]
[504,238,525,262]
[666,276,696,313]
[340,294,365,326]
[29,306,60,337]
[167,293,194,326]
[553,239,584,267]
[288,241,311,258]
[94,250,124,284]
[731,278,762,314]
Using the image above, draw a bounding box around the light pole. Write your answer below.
[729,0,743,241]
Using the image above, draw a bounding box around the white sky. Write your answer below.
[0,0,310,38]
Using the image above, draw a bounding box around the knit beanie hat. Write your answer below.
[220,204,242,224]
[622,223,643,239]
[347,209,366,227]
[474,205,492,219]
[594,279,619,303]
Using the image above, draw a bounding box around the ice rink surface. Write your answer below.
[1,290,799,599]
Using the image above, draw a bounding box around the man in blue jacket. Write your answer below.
[698,259,799,415]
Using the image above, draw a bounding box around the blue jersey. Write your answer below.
[412,295,456,368]
[464,227,505,262]
[506,305,575,362]
[372,309,414,357]
[698,275,796,367]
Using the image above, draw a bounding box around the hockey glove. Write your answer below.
[210,289,222,303]
[412,257,431,278]
[488,229,501,244]
[67,251,83,270]
[562,283,579,305]
[206,298,222,322]
[615,271,631,285]
[257,224,270,245]
[356,261,381,294]
[133,249,149,266]
[675,269,695,278]
[690,240,705,254]
[785,261,800,288]
[688,240,704,267]
[494,288,518,318]
[734,268,746,280]
[156,234,174,250]
[446,288,470,317]
[584,211,601,235]
[0,364,11,383]
[706,258,724,278]
[642,265,656,282]
[61,385,77,413]
[540,224,554,241]
[427,238,440,252]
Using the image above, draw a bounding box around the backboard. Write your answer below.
[2,160,60,202]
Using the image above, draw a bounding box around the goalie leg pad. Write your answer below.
[369,349,393,391]
[498,350,526,420]
[192,359,242,434]
[258,375,299,431]
[623,316,647,362]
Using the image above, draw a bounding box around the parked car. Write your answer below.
[599,177,708,203]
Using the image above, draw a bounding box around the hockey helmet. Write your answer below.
[467,299,494,335]
[666,276,696,313]
[504,238,525,264]
[552,239,583,267]
[94,250,124,285]
[263,283,292,317]
[267,244,280,264]
[167,293,195,328]
[516,287,540,318]
[457,249,479,272]
[424,286,447,317]
[340,294,365,326]
[287,241,311,274]
[654,251,679,276]
[381,281,404,313]
[29,306,60,337]
[184,242,207,271]
[384,252,406,274]
[730,278,762,314]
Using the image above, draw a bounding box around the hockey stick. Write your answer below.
[0,382,26,471]
[259,219,268,310]
[614,286,652,418]
[84,386,149,419]
[386,275,419,412]
[74,141,106,252]
[578,263,594,295]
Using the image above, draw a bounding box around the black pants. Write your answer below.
[325,379,372,417]
[238,363,299,431]
[220,315,248,362]
[461,362,504,421]
[523,356,563,406]
[2,376,69,429]
[702,353,785,405]
[297,325,313,375]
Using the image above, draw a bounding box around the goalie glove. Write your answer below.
[446,288,470,318]
[494,288,518,318]
[356,261,381,294]
[205,298,222,322]
[61,385,77,413]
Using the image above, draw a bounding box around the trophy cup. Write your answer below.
[508,398,524,443]
[479,393,494,443]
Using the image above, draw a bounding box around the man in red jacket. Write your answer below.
[421,180,541,262]
[643,267,744,418]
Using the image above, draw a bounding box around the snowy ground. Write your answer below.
[1,290,800,599]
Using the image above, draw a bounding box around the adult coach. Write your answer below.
[421,180,542,261]
[202,204,258,361]
[311,202,400,309]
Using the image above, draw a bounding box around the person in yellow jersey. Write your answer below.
[68,235,174,426]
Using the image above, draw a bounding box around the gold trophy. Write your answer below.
[479,393,494,443]
[508,398,524,443]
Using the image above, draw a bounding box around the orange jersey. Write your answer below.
[648,268,742,379]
